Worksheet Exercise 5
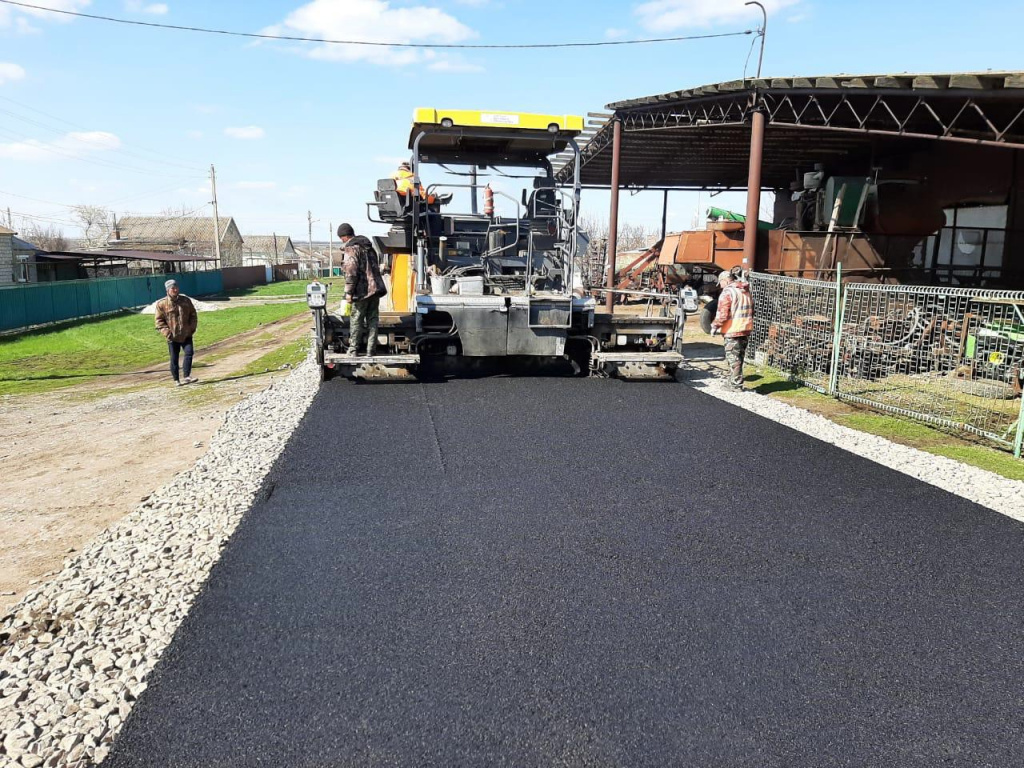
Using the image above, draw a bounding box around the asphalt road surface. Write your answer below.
[107,376,1024,767]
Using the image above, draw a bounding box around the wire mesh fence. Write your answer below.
[744,271,1024,456]
[835,284,1024,452]
[748,273,839,394]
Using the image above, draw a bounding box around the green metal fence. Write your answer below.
[0,272,223,333]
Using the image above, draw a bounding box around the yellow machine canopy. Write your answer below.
[409,108,584,167]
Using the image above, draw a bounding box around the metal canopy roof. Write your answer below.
[555,72,1024,190]
[42,250,217,262]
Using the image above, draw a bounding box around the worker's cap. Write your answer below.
[398,161,411,170]
[718,271,732,283]
[165,279,178,290]
[337,222,355,238]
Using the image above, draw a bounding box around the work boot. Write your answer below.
[366,341,377,358]
[347,333,364,357]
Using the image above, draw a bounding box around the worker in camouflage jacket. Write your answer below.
[711,269,754,390]
[338,222,388,356]
[154,278,199,386]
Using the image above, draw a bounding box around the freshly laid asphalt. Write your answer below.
[107,375,1024,767]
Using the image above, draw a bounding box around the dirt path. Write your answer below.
[0,313,312,612]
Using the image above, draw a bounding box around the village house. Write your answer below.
[109,216,244,268]
[242,234,296,266]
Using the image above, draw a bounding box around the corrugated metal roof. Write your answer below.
[243,235,295,255]
[555,71,1024,188]
[607,71,1024,110]
[44,250,217,262]
[113,216,236,246]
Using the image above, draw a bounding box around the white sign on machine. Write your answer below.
[481,113,520,126]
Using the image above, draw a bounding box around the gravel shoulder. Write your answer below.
[0,312,311,613]
[0,356,319,767]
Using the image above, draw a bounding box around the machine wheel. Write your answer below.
[700,304,716,335]
[320,364,334,383]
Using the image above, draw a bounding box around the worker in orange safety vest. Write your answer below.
[391,161,435,205]
[711,269,755,390]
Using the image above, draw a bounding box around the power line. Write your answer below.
[0,181,203,212]
[0,0,753,49]
[0,100,207,173]
[0,124,202,179]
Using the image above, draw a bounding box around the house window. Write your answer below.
[16,254,29,283]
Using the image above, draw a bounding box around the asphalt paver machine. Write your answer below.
[308,108,685,380]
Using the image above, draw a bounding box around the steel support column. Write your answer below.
[743,108,766,270]
[605,119,622,313]
[660,189,669,242]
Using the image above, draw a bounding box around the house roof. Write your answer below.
[12,236,39,252]
[555,71,1024,189]
[112,216,238,246]
[243,235,295,254]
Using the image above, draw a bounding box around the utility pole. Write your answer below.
[328,221,334,277]
[210,164,222,265]
[307,210,315,278]
[272,231,279,265]
[5,207,11,228]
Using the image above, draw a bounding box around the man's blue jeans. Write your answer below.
[168,337,194,382]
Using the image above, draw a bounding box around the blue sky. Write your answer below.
[0,0,1022,244]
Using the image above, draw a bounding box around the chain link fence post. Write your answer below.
[828,263,843,396]
[1014,394,1024,459]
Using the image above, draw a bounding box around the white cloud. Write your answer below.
[264,0,477,68]
[0,130,121,162]
[0,0,91,31]
[427,56,483,73]
[233,181,276,190]
[0,62,26,85]
[634,0,798,31]
[186,129,203,140]
[605,27,628,39]
[15,17,41,34]
[224,126,265,140]
[124,1,169,14]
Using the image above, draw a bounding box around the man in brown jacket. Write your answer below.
[339,223,387,356]
[154,279,199,386]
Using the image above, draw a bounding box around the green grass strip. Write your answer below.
[0,303,308,390]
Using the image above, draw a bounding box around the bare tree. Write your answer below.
[617,223,659,252]
[577,216,658,252]
[18,221,68,252]
[578,213,608,243]
[160,204,198,217]
[72,204,113,249]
